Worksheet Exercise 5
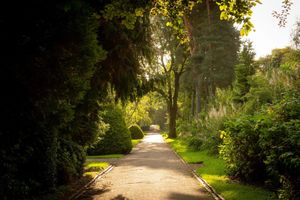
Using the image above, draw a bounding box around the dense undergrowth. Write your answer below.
[176,47,300,199]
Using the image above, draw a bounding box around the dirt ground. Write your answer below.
[78,132,213,200]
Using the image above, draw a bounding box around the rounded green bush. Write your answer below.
[88,106,132,155]
[129,124,144,139]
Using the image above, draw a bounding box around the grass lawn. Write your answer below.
[84,161,109,178]
[132,139,142,147]
[164,134,276,200]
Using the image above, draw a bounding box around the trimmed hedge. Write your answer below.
[129,124,144,139]
[88,106,132,155]
[56,139,86,185]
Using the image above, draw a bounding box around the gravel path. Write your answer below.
[78,132,213,200]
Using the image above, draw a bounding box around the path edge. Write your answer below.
[69,165,114,200]
[163,136,225,200]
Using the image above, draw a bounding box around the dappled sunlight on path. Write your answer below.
[143,132,165,144]
[78,132,213,200]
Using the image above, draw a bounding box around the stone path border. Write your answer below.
[70,165,114,200]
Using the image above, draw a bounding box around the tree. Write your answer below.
[123,95,152,127]
[151,17,190,138]
[0,0,152,198]
[181,1,240,117]
[291,20,300,49]
[0,0,274,198]
[233,41,256,103]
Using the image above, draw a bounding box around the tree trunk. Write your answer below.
[168,73,180,138]
[196,79,201,116]
[168,107,177,138]
[190,88,195,119]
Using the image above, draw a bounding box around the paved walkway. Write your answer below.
[79,132,213,200]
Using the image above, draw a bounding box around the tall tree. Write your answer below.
[152,17,190,138]
[0,0,153,198]
[181,1,240,117]
[291,20,300,49]
[0,0,268,198]
[233,41,256,103]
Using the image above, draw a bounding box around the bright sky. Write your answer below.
[244,0,300,59]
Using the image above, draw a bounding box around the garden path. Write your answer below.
[78,132,213,200]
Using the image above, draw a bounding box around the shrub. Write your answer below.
[259,93,300,199]
[187,136,203,151]
[56,138,86,185]
[220,92,300,198]
[220,115,268,183]
[88,106,132,155]
[129,124,144,139]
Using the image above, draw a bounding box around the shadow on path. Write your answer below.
[77,132,213,200]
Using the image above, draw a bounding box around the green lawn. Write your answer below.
[164,135,276,200]
[84,161,109,178]
[132,139,142,147]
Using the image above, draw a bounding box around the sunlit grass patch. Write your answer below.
[165,136,276,200]
[85,162,109,170]
[162,133,189,152]
[132,139,141,147]
[201,172,275,200]
[83,171,98,178]
[84,161,109,179]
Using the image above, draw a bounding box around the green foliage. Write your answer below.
[187,136,203,151]
[149,99,168,131]
[179,2,240,124]
[88,106,133,155]
[220,115,268,183]
[259,93,300,199]
[178,88,237,154]
[179,48,300,198]
[233,41,256,103]
[0,0,264,199]
[242,74,273,113]
[56,139,86,185]
[217,0,260,35]
[291,20,300,49]
[192,2,240,89]
[124,95,153,127]
[220,91,300,198]
[166,136,275,199]
[151,15,190,138]
[129,124,144,139]
[101,1,146,30]
[1,1,106,198]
